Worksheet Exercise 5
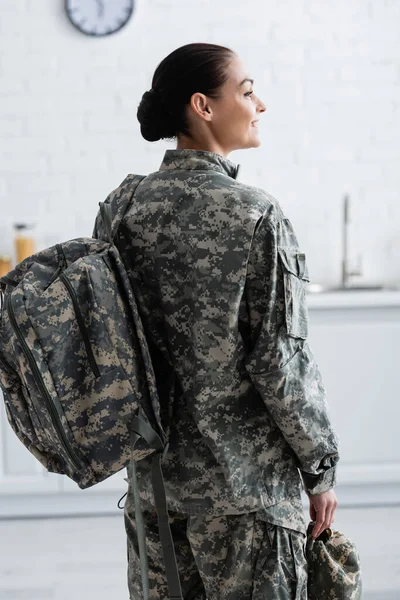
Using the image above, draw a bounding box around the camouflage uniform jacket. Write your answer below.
[93,149,339,533]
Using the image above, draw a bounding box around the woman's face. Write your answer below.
[207,55,267,154]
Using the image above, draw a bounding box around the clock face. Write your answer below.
[65,0,134,37]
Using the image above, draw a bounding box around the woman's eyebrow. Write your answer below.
[239,78,254,86]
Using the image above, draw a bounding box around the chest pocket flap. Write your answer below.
[278,247,310,339]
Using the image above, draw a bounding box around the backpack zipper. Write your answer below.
[6,294,85,471]
[59,272,101,378]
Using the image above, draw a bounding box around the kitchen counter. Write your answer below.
[307,289,400,309]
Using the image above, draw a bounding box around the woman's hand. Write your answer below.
[308,488,338,539]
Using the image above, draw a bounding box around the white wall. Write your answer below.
[1,0,399,287]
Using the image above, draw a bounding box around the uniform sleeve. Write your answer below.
[243,212,339,496]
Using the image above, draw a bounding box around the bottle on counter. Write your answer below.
[0,255,12,277]
[14,223,36,264]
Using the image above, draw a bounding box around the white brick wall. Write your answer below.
[0,0,399,286]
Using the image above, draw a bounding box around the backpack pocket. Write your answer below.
[0,353,35,441]
[28,259,121,398]
[59,363,150,484]
[277,247,310,340]
[0,370,52,471]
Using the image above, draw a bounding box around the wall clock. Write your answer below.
[65,0,134,37]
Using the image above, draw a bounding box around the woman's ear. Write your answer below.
[190,93,213,122]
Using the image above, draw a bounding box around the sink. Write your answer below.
[306,283,397,294]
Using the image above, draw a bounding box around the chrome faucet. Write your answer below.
[342,194,362,287]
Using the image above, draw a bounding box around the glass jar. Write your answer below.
[0,255,12,277]
[14,223,36,264]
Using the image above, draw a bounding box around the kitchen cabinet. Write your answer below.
[306,290,400,507]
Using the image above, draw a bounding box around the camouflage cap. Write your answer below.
[306,521,362,599]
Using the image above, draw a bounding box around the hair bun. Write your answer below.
[146,88,161,107]
[137,88,175,142]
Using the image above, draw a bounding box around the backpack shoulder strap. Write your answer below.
[129,419,184,600]
[93,174,147,242]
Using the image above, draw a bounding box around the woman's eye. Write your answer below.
[244,91,254,97]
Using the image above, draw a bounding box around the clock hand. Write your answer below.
[95,0,105,18]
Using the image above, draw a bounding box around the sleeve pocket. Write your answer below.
[278,247,310,340]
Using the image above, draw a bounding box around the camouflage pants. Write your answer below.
[124,502,308,599]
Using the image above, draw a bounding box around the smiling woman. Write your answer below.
[101,41,341,600]
[136,43,267,157]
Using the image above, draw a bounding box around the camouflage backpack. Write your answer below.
[0,175,183,600]
[306,521,362,599]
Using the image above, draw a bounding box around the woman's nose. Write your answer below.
[258,99,267,113]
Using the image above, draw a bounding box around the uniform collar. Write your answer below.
[159,149,241,180]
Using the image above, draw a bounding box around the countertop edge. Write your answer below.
[307,290,400,309]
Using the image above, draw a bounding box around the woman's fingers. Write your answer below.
[309,489,338,539]
[312,501,327,539]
